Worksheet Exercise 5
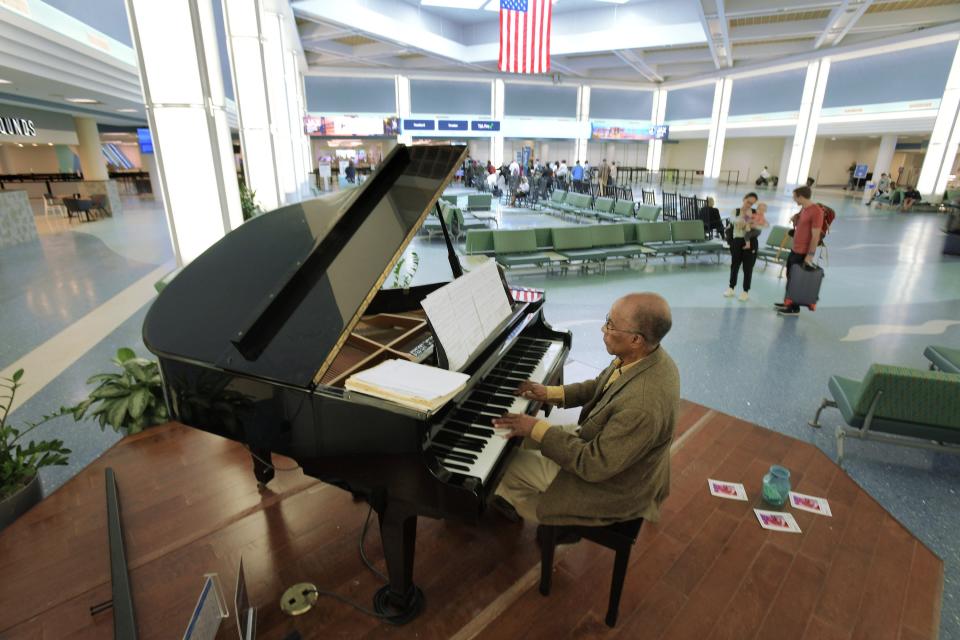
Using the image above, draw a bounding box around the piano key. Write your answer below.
[429,446,477,463]
[443,421,495,438]
[429,339,565,484]
[441,461,472,473]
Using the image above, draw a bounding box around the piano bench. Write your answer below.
[538,518,644,628]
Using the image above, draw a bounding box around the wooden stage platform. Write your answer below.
[0,400,942,639]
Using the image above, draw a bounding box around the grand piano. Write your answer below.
[142,144,570,623]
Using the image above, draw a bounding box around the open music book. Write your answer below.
[420,259,513,371]
[344,359,470,413]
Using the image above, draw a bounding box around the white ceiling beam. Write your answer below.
[655,60,720,77]
[612,49,664,83]
[850,6,960,33]
[730,20,827,42]
[644,48,714,65]
[550,60,584,78]
[814,0,848,49]
[696,0,723,69]
[297,21,356,43]
[724,0,840,19]
[815,0,874,49]
[716,0,732,68]
[732,40,813,60]
[832,0,873,46]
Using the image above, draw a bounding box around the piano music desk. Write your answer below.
[0,401,941,639]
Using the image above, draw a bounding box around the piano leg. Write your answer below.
[372,504,424,624]
[250,447,275,486]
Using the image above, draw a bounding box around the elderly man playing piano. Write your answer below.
[492,293,679,535]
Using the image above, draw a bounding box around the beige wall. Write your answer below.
[720,137,786,183]
[586,141,648,167]
[660,139,707,170]
[505,139,576,166]
[890,150,925,187]
[808,137,881,186]
[0,145,61,173]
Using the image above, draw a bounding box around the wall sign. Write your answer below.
[0,116,38,137]
[471,120,501,132]
[403,119,435,131]
[438,120,468,131]
[591,121,668,141]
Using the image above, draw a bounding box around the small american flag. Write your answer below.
[499,0,552,74]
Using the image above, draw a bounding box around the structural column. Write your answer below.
[574,85,590,164]
[647,89,667,171]
[782,59,830,192]
[703,77,733,185]
[73,117,108,181]
[917,40,960,198]
[396,75,412,146]
[873,134,898,179]
[125,0,243,265]
[261,0,299,203]
[222,0,281,211]
[491,79,505,167]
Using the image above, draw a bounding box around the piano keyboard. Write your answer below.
[427,336,565,484]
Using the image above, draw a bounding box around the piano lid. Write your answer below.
[143,144,467,388]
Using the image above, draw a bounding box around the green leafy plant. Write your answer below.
[390,251,420,289]
[1,369,70,500]
[68,348,168,435]
[239,181,263,221]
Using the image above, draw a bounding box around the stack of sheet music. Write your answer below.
[345,359,470,413]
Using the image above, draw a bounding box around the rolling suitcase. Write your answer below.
[785,263,824,310]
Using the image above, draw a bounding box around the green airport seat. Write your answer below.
[636,204,662,222]
[613,199,636,219]
[809,364,960,463]
[534,227,554,250]
[924,345,960,374]
[557,192,593,219]
[440,194,459,206]
[465,229,495,255]
[593,197,617,221]
[553,226,607,264]
[467,193,493,211]
[492,229,556,268]
[671,220,724,263]
[637,222,685,255]
[592,224,652,262]
[757,225,793,264]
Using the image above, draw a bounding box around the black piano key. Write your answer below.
[429,446,477,463]
[453,411,496,426]
[464,394,513,408]
[444,421,495,438]
[434,432,485,452]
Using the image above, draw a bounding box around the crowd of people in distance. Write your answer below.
[458,155,621,202]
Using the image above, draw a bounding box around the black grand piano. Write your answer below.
[142,144,570,623]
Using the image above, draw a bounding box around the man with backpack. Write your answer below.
[776,185,824,316]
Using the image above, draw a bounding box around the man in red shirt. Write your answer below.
[776,185,823,316]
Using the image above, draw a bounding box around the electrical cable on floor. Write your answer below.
[359,505,388,582]
[302,586,394,620]
[246,446,301,472]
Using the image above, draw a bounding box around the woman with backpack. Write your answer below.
[724,192,765,302]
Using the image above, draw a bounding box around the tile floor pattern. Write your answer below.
[3,182,959,635]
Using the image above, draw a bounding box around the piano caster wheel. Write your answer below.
[372,585,425,625]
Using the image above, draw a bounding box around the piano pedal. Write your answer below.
[250,448,275,486]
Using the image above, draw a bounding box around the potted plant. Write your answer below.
[0,369,71,531]
[68,348,168,434]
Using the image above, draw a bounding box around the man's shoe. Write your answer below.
[490,495,521,523]
[723,287,735,298]
[773,301,787,309]
[777,308,800,317]
[536,525,582,547]
[738,292,749,302]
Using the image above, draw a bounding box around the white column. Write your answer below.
[777,137,792,183]
[703,77,732,185]
[575,85,590,164]
[917,41,960,198]
[396,75,413,146]
[260,2,297,203]
[647,89,667,170]
[783,59,830,192]
[74,116,109,181]
[125,0,243,266]
[222,0,281,211]
[873,134,898,179]
[492,79,505,166]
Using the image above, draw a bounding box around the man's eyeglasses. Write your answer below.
[603,315,645,340]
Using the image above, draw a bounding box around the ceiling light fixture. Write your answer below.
[31,143,38,146]
[116,108,138,113]
[48,142,54,146]
[66,97,100,104]
[0,78,11,84]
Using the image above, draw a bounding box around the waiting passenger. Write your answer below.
[345,160,356,184]
[512,176,530,206]
[901,188,921,212]
[697,196,723,239]
[725,192,761,302]
[755,166,771,187]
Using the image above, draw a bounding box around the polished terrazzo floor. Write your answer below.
[3,183,959,635]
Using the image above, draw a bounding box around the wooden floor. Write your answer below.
[0,400,942,640]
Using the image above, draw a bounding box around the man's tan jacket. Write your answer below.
[537,347,680,526]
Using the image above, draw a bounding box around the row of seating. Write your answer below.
[811,346,960,463]
[422,200,493,240]
[441,192,494,212]
[466,220,724,272]
[540,191,663,223]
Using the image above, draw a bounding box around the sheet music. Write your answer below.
[421,259,513,370]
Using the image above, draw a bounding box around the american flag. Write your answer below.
[499,0,552,74]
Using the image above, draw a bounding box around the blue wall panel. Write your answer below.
[590,88,653,120]
[305,77,396,114]
[823,41,956,108]
[665,84,714,121]
[410,80,491,115]
[728,68,806,116]
[504,84,578,117]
